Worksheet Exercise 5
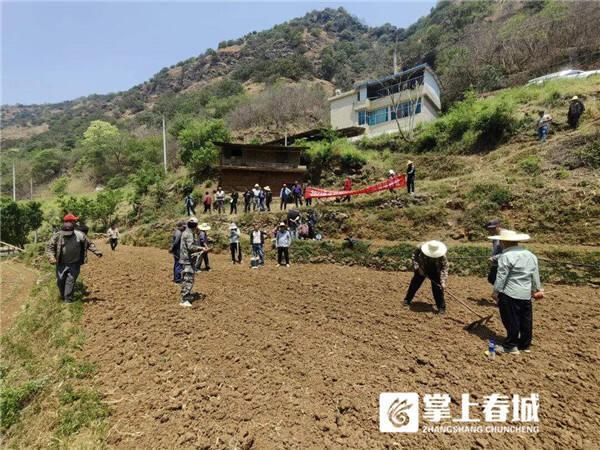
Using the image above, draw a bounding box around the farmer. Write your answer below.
[280,184,291,210]
[230,191,239,214]
[46,214,102,302]
[250,223,267,267]
[264,186,273,211]
[179,217,207,307]
[406,161,416,194]
[252,184,261,211]
[293,181,303,207]
[491,229,543,354]
[107,224,120,251]
[403,240,448,314]
[203,191,213,214]
[229,223,242,264]
[485,219,503,286]
[184,193,196,216]
[215,186,226,214]
[287,209,300,240]
[170,220,186,283]
[243,188,252,213]
[258,187,266,211]
[342,177,352,202]
[275,222,292,267]
[567,96,585,129]
[195,223,212,271]
[537,111,553,143]
[304,184,312,206]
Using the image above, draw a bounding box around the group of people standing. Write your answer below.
[537,95,586,143]
[401,219,543,355]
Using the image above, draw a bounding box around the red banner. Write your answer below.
[305,174,406,199]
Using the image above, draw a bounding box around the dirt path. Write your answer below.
[81,243,599,449]
[0,260,38,331]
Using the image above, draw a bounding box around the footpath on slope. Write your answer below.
[0,260,38,330]
[81,243,599,449]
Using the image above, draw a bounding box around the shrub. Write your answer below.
[519,156,542,175]
[467,183,512,207]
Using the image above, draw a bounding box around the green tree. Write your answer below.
[178,119,230,175]
[91,190,122,229]
[81,120,123,181]
[0,198,44,247]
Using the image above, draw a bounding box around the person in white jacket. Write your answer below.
[275,222,292,267]
[229,223,242,264]
[107,224,120,251]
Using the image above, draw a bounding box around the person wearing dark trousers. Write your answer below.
[170,220,186,283]
[243,189,252,213]
[184,194,196,216]
[485,219,503,286]
[264,186,273,211]
[304,185,312,206]
[107,224,119,251]
[275,222,292,267]
[195,223,212,271]
[280,184,291,210]
[491,229,543,354]
[203,191,212,214]
[230,191,239,214]
[229,223,242,264]
[403,241,448,314]
[567,96,585,129]
[293,181,303,207]
[215,187,226,214]
[406,161,416,194]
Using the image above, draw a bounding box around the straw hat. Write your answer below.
[421,240,447,258]
[571,96,578,101]
[264,186,271,191]
[188,217,199,224]
[198,222,211,231]
[254,183,260,188]
[407,160,414,165]
[278,222,286,227]
[229,223,238,230]
[388,169,395,175]
[488,229,530,242]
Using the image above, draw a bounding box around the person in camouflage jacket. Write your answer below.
[178,217,207,307]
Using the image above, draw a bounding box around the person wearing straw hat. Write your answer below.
[403,240,448,314]
[406,161,416,194]
[490,229,543,354]
[229,223,242,264]
[275,222,292,267]
[179,217,207,307]
[567,95,585,129]
[194,222,212,272]
[46,213,102,302]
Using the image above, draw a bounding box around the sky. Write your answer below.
[1,1,436,105]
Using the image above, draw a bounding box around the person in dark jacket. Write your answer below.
[46,213,102,302]
[230,191,239,214]
[195,223,212,271]
[292,181,303,207]
[264,186,273,211]
[403,240,448,314]
[485,219,503,286]
[567,96,585,129]
[243,189,252,213]
[170,220,186,283]
[184,194,196,216]
[280,184,291,210]
[406,161,416,194]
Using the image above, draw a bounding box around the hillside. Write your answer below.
[2,1,599,152]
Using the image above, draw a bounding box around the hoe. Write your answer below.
[433,282,495,330]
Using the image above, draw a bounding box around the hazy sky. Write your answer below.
[1,1,435,105]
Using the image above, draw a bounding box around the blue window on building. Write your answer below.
[368,107,388,126]
[391,99,422,120]
[358,110,366,125]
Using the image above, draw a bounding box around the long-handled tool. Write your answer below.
[433,281,495,330]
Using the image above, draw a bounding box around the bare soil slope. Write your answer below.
[0,260,38,330]
[82,244,599,449]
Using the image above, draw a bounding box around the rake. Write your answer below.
[433,282,495,330]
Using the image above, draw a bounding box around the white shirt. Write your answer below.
[252,231,262,244]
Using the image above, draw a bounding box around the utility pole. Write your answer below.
[162,116,168,175]
[12,161,16,201]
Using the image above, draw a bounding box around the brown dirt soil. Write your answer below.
[81,243,600,449]
[0,260,38,330]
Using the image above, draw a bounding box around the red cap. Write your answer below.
[63,213,79,222]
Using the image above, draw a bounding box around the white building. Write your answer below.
[328,64,441,138]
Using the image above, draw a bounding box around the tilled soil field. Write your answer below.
[82,243,599,449]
